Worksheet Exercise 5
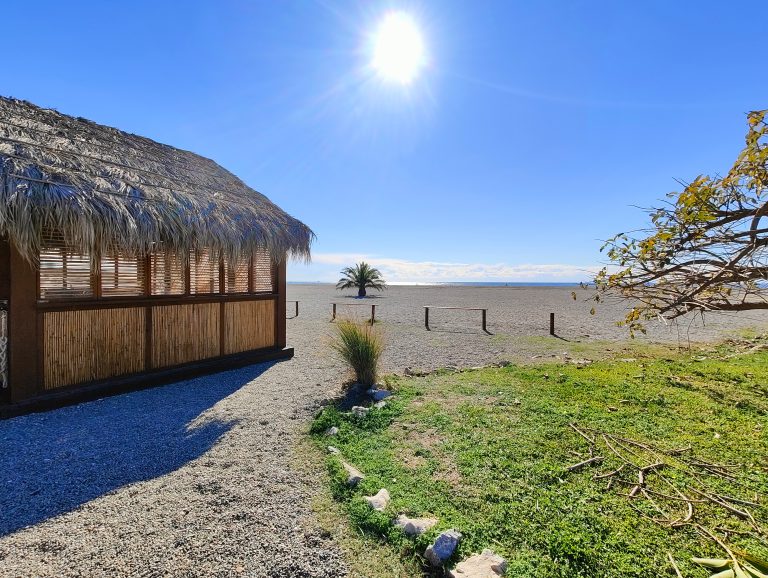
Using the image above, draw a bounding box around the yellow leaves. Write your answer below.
[594,109,768,334]
[747,110,766,126]
[625,308,641,323]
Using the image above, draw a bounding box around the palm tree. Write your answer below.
[336,262,387,297]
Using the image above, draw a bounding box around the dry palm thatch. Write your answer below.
[0,96,314,264]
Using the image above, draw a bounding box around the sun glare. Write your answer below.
[372,12,426,85]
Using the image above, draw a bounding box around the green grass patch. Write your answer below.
[310,340,768,577]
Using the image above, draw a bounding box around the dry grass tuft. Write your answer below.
[331,319,384,387]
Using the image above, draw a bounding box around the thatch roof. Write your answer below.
[0,96,313,263]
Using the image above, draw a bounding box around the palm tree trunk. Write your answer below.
[358,286,366,297]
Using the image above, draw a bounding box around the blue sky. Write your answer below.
[3,1,765,282]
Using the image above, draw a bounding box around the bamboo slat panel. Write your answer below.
[224,300,275,355]
[251,251,276,293]
[43,308,145,389]
[152,303,220,368]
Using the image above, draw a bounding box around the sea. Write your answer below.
[289,281,589,287]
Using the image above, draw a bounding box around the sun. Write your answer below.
[371,12,426,85]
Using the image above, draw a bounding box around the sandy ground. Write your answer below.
[0,284,765,577]
[287,284,768,371]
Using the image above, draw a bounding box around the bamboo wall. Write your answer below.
[152,303,221,368]
[224,300,275,355]
[43,308,146,389]
[40,297,277,390]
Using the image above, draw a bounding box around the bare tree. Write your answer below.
[596,110,768,334]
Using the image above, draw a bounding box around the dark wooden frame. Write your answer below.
[0,239,9,405]
[331,302,377,325]
[424,305,489,333]
[1,240,291,414]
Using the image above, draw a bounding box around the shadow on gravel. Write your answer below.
[334,382,371,411]
[0,362,274,536]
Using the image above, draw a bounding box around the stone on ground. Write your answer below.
[351,406,369,418]
[373,400,387,409]
[327,446,340,455]
[393,514,438,536]
[424,529,462,566]
[448,549,507,578]
[341,461,364,487]
[325,426,339,436]
[364,489,390,511]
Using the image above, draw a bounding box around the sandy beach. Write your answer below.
[287,283,768,372]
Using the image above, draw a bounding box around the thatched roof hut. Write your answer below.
[0,96,313,264]
[0,96,308,414]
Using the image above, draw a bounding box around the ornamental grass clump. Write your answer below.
[331,319,383,387]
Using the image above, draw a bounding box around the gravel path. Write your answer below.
[1,285,766,577]
[0,354,347,577]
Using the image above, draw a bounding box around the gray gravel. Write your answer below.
[0,356,347,577]
[1,284,766,577]
[289,284,768,372]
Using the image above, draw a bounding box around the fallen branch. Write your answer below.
[568,422,595,445]
[667,552,683,578]
[567,456,604,472]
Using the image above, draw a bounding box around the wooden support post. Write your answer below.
[295,301,299,317]
[482,309,487,332]
[144,254,153,371]
[371,304,376,325]
[424,306,430,330]
[0,240,9,405]
[550,312,555,336]
[8,243,39,402]
[331,303,337,321]
[275,260,287,349]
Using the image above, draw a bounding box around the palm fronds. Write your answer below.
[336,262,387,297]
[0,96,314,264]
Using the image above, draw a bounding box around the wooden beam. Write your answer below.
[0,239,9,404]
[8,242,39,402]
[275,259,287,349]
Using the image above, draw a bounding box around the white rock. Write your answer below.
[366,388,392,401]
[351,406,369,418]
[325,426,339,436]
[394,514,438,536]
[448,549,507,578]
[341,461,364,487]
[424,529,462,566]
[364,489,390,511]
[373,400,387,409]
[327,446,340,455]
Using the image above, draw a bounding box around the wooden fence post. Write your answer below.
[550,312,555,336]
